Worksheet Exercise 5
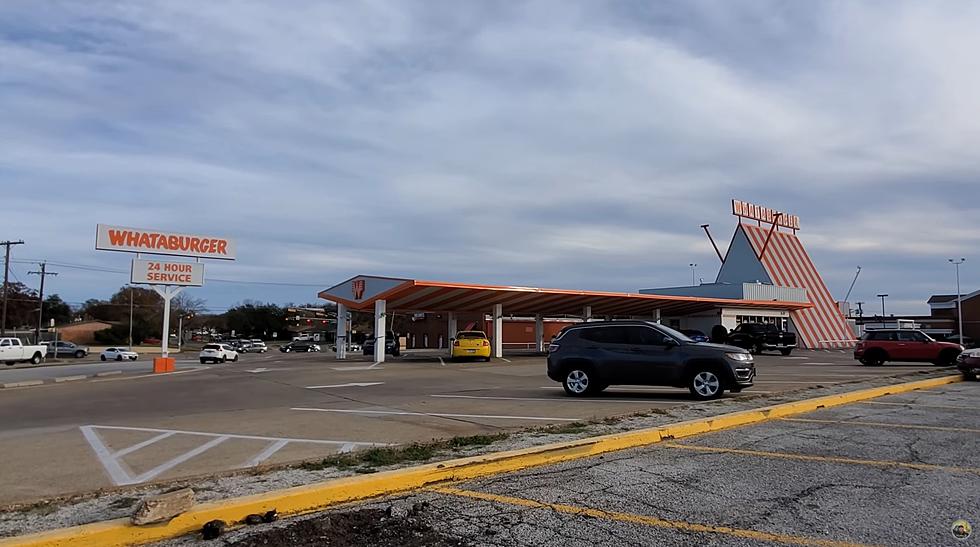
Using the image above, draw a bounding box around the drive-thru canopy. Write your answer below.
[319,276,811,362]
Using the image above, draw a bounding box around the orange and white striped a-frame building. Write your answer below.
[716,201,855,349]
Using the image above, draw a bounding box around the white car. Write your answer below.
[101,348,138,361]
[249,340,268,353]
[199,343,239,364]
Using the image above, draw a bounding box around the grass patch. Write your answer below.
[545,421,590,435]
[299,433,509,472]
[108,496,139,510]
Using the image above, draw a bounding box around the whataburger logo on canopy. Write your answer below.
[96,224,236,260]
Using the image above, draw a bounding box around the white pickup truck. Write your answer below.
[0,338,46,366]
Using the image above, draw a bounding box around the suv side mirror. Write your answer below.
[664,338,679,348]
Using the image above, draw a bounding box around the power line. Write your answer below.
[10,259,325,286]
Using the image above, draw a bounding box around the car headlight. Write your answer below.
[726,352,753,362]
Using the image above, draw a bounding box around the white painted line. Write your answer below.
[0,380,44,388]
[306,382,384,389]
[340,442,356,453]
[94,366,209,382]
[432,394,683,404]
[79,426,135,486]
[133,436,230,483]
[368,361,383,369]
[332,365,384,371]
[54,375,87,383]
[95,371,123,377]
[781,357,810,360]
[802,362,835,365]
[438,357,446,367]
[245,368,271,373]
[88,425,385,445]
[500,358,512,363]
[291,407,580,422]
[242,439,289,467]
[111,431,176,459]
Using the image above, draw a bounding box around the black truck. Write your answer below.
[727,322,797,356]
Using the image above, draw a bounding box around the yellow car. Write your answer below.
[451,331,492,361]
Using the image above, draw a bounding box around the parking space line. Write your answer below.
[431,394,684,404]
[661,442,980,475]
[779,417,980,434]
[242,439,289,468]
[430,486,872,547]
[857,400,977,411]
[291,407,580,421]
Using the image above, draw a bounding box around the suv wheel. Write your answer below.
[562,367,595,397]
[779,348,792,356]
[689,369,724,400]
[859,350,886,366]
[934,349,959,366]
[75,350,86,358]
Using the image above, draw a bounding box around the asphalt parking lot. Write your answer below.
[0,349,954,506]
[214,380,977,547]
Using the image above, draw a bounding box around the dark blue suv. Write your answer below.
[546,321,755,400]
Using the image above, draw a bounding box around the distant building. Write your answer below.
[55,320,114,345]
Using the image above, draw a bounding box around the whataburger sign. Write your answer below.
[96,224,236,260]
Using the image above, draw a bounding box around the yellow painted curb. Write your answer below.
[0,374,961,547]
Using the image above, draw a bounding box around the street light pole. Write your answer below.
[0,240,26,336]
[689,263,697,286]
[949,258,966,341]
[876,294,888,320]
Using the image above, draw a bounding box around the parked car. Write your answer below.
[249,339,268,353]
[854,329,963,366]
[680,329,710,343]
[100,348,138,361]
[330,342,362,352]
[363,331,400,357]
[944,334,976,349]
[45,341,89,359]
[199,343,239,363]
[727,322,797,355]
[280,341,321,353]
[451,331,491,361]
[546,321,755,400]
[0,338,46,366]
[956,349,980,380]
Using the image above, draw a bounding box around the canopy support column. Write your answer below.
[583,305,593,322]
[493,304,503,359]
[534,314,544,353]
[447,312,457,357]
[374,299,386,363]
[336,303,347,360]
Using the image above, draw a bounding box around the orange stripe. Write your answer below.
[768,231,833,347]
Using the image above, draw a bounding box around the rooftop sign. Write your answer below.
[732,200,800,231]
[96,224,235,260]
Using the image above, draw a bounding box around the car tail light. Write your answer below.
[482,340,489,347]
[548,343,560,353]
[453,340,460,346]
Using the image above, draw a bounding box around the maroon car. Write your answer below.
[854,329,963,366]
[957,349,980,380]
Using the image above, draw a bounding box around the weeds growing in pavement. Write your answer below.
[299,433,509,472]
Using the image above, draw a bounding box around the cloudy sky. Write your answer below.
[1,1,978,315]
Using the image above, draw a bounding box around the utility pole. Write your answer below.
[876,294,888,320]
[128,285,134,351]
[855,302,864,318]
[949,258,966,341]
[1,240,26,336]
[28,262,58,344]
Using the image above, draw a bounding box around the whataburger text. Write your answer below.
[96,224,235,260]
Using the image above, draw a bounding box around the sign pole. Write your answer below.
[152,286,183,360]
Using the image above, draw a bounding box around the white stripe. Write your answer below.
[242,439,289,467]
[89,425,380,445]
[133,436,229,483]
[111,431,176,458]
[291,407,579,421]
[79,426,134,486]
